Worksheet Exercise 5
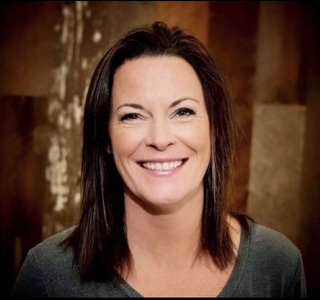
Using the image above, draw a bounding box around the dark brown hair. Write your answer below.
[62,21,250,282]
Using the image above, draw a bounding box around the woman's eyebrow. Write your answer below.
[170,97,200,108]
[115,103,144,112]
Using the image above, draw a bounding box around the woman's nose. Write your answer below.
[145,119,175,151]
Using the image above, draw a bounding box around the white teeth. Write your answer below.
[142,160,183,171]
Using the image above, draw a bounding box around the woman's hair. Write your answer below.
[62,21,250,282]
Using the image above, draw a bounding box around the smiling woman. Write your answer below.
[11,21,307,297]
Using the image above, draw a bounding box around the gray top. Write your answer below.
[11,220,307,297]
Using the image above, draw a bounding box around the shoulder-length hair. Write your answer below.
[62,21,249,282]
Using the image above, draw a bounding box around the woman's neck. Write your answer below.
[124,191,204,268]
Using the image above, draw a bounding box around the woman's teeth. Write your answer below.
[142,160,183,171]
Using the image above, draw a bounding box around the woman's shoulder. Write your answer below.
[223,216,306,297]
[247,220,302,267]
[29,225,76,263]
[251,221,299,249]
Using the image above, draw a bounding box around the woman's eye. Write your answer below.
[175,108,195,117]
[120,113,140,121]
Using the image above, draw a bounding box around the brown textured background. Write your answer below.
[0,1,319,297]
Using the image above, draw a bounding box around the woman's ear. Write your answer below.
[107,144,112,154]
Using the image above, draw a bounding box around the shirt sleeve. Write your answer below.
[11,250,49,298]
[289,252,307,297]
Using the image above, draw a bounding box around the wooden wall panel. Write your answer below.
[0,96,49,297]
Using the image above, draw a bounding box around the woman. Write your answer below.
[12,21,306,297]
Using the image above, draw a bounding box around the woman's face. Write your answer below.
[109,56,210,209]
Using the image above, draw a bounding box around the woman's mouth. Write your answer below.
[140,159,187,171]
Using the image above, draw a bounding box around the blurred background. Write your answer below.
[0,1,319,297]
